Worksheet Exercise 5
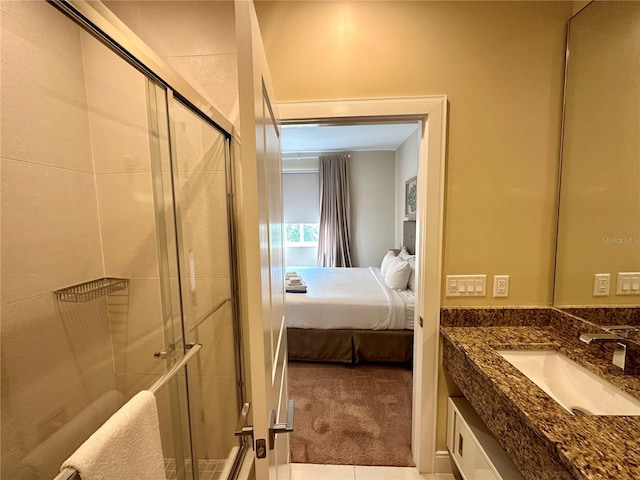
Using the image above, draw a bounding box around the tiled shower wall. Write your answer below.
[1,2,171,477]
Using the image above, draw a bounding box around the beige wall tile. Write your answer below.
[106,288,131,375]
[186,302,236,378]
[0,1,83,58]
[95,172,159,279]
[166,54,239,126]
[186,373,238,459]
[102,0,239,127]
[1,293,123,479]
[82,48,152,174]
[122,278,167,376]
[1,294,89,456]
[124,326,166,377]
[55,298,118,397]
[1,159,104,305]
[176,171,231,281]
[172,101,228,173]
[0,13,94,173]
[182,276,232,330]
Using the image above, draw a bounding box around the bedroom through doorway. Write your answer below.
[280,118,421,467]
[278,97,447,473]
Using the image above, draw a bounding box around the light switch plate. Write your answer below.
[617,272,640,295]
[446,275,486,297]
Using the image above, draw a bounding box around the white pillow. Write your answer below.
[380,250,397,275]
[406,256,416,291]
[399,247,413,260]
[384,258,411,291]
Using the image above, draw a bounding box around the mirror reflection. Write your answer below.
[554,1,640,323]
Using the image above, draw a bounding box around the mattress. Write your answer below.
[285,266,415,330]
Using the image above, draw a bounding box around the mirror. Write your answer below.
[553,1,640,323]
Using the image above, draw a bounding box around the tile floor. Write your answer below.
[164,458,227,480]
[290,463,456,480]
[164,459,456,480]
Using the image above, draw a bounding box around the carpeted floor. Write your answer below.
[288,361,414,467]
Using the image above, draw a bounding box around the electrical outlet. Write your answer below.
[593,273,610,296]
[493,275,509,297]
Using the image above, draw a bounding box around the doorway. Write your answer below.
[278,97,447,472]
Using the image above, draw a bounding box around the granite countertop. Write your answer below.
[441,325,640,480]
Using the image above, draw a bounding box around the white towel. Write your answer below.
[61,390,165,480]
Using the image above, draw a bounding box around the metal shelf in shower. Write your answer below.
[54,278,129,303]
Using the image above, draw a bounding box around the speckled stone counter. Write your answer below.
[441,323,640,480]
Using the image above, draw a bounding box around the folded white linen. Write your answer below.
[61,390,165,480]
[286,273,307,292]
[286,285,307,293]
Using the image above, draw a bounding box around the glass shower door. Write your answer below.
[166,96,243,480]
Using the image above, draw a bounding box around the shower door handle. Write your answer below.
[268,399,295,449]
[234,402,254,439]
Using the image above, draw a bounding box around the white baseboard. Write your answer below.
[435,450,453,474]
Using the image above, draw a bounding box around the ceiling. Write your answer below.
[281,122,420,153]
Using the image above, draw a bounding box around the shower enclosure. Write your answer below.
[0,1,245,479]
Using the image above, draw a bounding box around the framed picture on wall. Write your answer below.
[405,176,417,221]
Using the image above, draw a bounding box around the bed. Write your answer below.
[285,263,415,364]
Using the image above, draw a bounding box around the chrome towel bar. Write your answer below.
[52,343,202,480]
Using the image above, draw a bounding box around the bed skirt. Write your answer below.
[287,328,413,364]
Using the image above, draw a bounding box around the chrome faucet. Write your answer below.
[579,326,639,373]
[579,333,622,344]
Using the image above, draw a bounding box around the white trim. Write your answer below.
[278,96,447,473]
[435,450,454,475]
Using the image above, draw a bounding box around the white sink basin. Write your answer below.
[497,350,640,416]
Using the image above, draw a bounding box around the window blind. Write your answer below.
[283,172,319,224]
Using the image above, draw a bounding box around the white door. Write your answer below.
[236,2,291,479]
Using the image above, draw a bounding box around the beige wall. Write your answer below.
[255,0,572,306]
[554,1,640,306]
[395,128,420,248]
[349,151,396,267]
[572,1,591,16]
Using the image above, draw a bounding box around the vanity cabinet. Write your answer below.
[447,397,524,480]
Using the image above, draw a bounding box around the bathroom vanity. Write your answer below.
[441,308,640,480]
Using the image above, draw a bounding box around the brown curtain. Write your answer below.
[317,155,352,267]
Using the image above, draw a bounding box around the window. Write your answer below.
[285,223,319,247]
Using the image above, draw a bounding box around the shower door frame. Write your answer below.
[48,1,247,478]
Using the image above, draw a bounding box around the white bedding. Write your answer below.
[285,266,414,330]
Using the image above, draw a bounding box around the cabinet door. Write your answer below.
[449,399,499,480]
